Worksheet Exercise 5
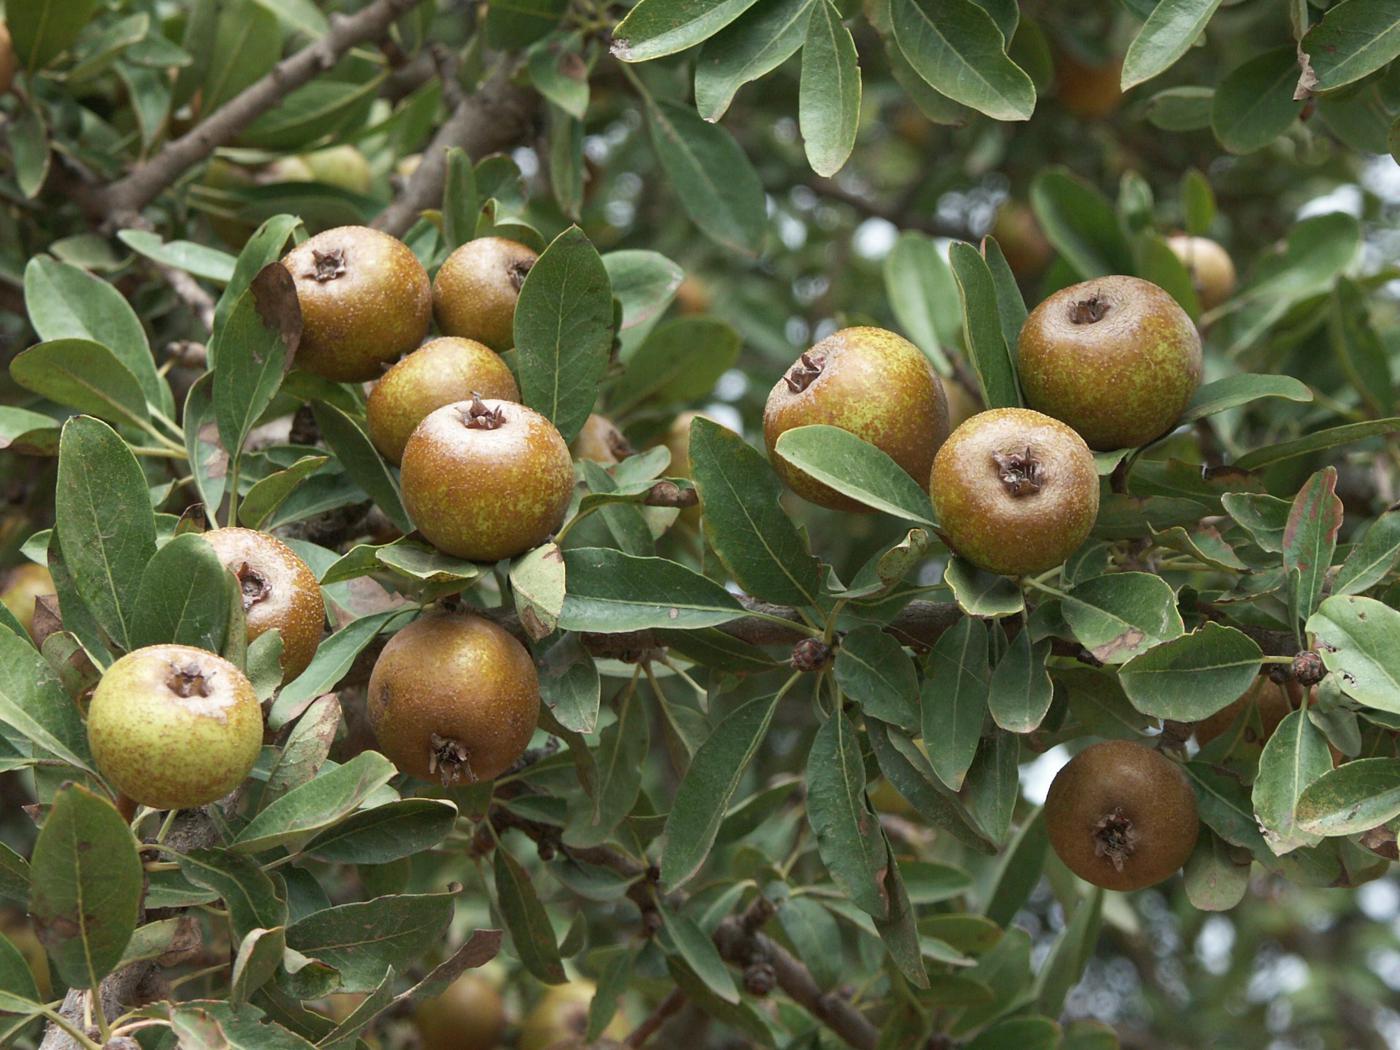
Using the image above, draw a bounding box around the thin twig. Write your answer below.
[625,988,686,1048]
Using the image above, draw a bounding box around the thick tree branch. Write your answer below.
[96,0,423,223]
[372,64,537,237]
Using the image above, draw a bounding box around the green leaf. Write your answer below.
[890,0,1035,121]
[836,625,919,731]
[270,609,410,729]
[883,232,959,372]
[1252,710,1331,855]
[612,0,763,62]
[233,751,398,853]
[691,418,822,606]
[261,694,339,804]
[1295,758,1400,837]
[1061,572,1185,664]
[304,800,458,864]
[662,907,740,1002]
[1300,0,1400,91]
[602,250,684,354]
[867,722,996,853]
[570,683,648,848]
[1179,374,1313,426]
[214,263,300,460]
[1222,491,1291,553]
[873,849,929,988]
[1146,87,1215,131]
[0,406,59,456]
[798,0,861,176]
[772,424,937,523]
[1119,623,1262,721]
[986,630,1053,733]
[966,1015,1063,1050]
[647,100,767,255]
[1121,0,1224,90]
[0,628,92,771]
[1029,169,1134,278]
[1210,47,1303,154]
[0,842,30,905]
[0,930,40,1006]
[984,235,1029,350]
[944,557,1024,618]
[610,317,742,413]
[23,256,164,411]
[661,690,783,889]
[1334,509,1400,596]
[1181,168,1216,234]
[527,37,590,120]
[694,0,813,120]
[1233,418,1400,471]
[948,241,1020,409]
[55,416,157,650]
[1329,277,1394,417]
[287,893,454,993]
[130,533,233,652]
[119,230,237,283]
[10,339,151,429]
[200,0,280,115]
[1034,888,1101,1015]
[29,783,141,989]
[311,402,411,533]
[557,548,745,632]
[494,845,567,983]
[1307,595,1400,713]
[7,0,102,69]
[807,713,890,917]
[176,849,285,940]
[1282,468,1343,623]
[215,215,302,331]
[229,926,285,1006]
[1183,826,1250,911]
[239,455,329,529]
[9,104,49,200]
[513,226,613,444]
[485,0,567,48]
[922,616,988,790]
[511,542,566,640]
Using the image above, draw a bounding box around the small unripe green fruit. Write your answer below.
[367,337,520,465]
[931,408,1099,577]
[1017,275,1202,450]
[400,399,574,563]
[368,614,539,784]
[301,145,372,194]
[1166,235,1237,312]
[414,971,507,1050]
[283,225,431,382]
[1,562,54,636]
[88,645,263,810]
[433,237,538,352]
[572,414,633,465]
[263,156,316,183]
[519,981,626,1050]
[200,528,325,682]
[1044,740,1199,891]
[0,23,16,96]
[763,327,950,512]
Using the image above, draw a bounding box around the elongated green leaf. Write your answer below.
[690,418,821,606]
[883,232,959,372]
[304,800,458,864]
[233,751,398,853]
[1334,510,1400,596]
[287,893,453,992]
[8,0,102,70]
[557,548,744,632]
[0,628,91,770]
[1183,826,1250,911]
[229,926,285,1006]
[944,557,1024,618]
[1307,595,1400,713]
[216,215,302,331]
[612,0,763,62]
[922,617,988,790]
[215,264,300,461]
[1233,418,1400,471]
[799,0,861,176]
[1029,170,1134,278]
[570,684,648,847]
[130,533,232,652]
[1252,710,1331,855]
[948,242,1020,409]
[694,0,813,120]
[661,691,783,888]
[55,416,157,650]
[311,403,410,532]
[647,100,767,255]
[1210,47,1302,154]
[986,630,1053,733]
[494,846,567,983]
[1121,0,1224,90]
[119,230,237,283]
[1295,758,1400,836]
[270,609,410,728]
[835,625,919,730]
[772,424,937,522]
[30,784,141,988]
[513,226,613,444]
[662,907,739,1002]
[890,0,1035,121]
[610,317,742,413]
[1061,572,1185,665]
[1119,623,1262,720]
[806,713,889,917]
[1301,0,1400,91]
[1179,374,1312,425]
[1282,468,1342,623]
[176,848,285,940]
[11,339,150,429]
[1329,277,1394,417]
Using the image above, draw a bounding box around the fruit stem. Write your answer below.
[154,807,181,843]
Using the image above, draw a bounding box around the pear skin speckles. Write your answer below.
[1017,275,1201,451]
[283,226,431,382]
[367,614,539,784]
[87,645,263,810]
[400,399,574,563]
[931,408,1099,577]
[764,327,950,512]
